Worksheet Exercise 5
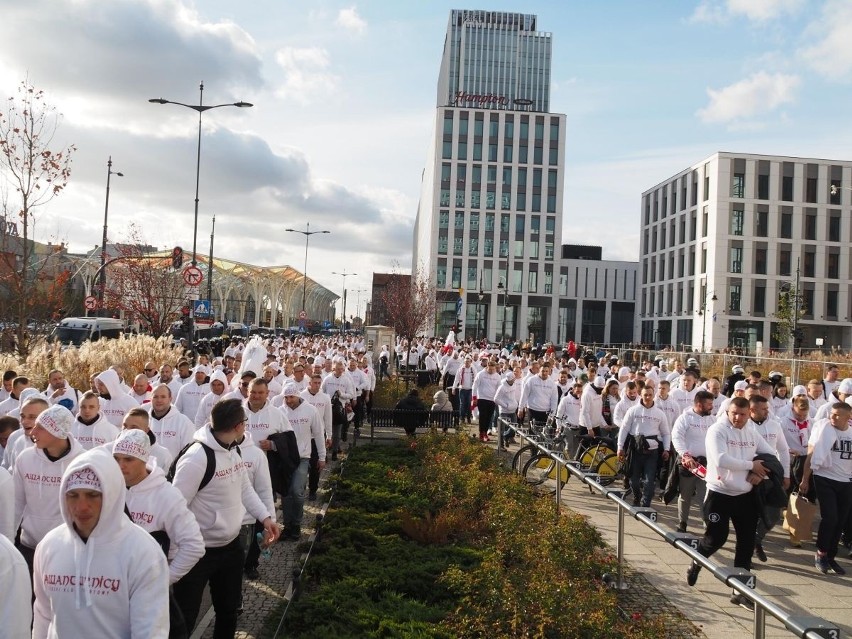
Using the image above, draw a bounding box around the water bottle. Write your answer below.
[257,532,272,560]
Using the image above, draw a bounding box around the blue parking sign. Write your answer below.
[194,300,212,317]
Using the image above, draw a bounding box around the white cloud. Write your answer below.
[696,72,800,125]
[690,0,805,23]
[336,6,367,34]
[800,0,852,79]
[275,47,339,103]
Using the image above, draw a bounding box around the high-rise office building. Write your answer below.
[639,152,852,352]
[413,10,566,343]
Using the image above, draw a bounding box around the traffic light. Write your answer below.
[456,317,463,335]
[172,246,184,269]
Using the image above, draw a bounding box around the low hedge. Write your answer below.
[281,433,667,638]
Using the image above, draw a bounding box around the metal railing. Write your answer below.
[500,419,842,639]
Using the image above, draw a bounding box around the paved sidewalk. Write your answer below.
[494,433,852,639]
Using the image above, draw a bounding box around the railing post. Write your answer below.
[615,500,628,590]
[554,455,562,521]
[754,604,766,639]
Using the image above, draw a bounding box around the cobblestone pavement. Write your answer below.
[192,456,340,639]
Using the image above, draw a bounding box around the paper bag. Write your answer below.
[783,492,816,542]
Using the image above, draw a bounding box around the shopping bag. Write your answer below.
[783,492,816,542]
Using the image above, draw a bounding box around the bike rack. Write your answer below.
[499,418,842,639]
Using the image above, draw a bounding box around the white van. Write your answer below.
[51,317,126,347]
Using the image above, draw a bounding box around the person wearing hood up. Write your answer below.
[13,405,85,571]
[146,384,195,459]
[32,447,169,638]
[194,370,230,429]
[175,365,211,421]
[95,369,139,428]
[71,391,120,450]
[172,398,279,638]
[113,429,204,586]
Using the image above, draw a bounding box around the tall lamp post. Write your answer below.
[331,270,356,329]
[352,288,367,328]
[475,274,484,342]
[699,290,718,352]
[149,82,252,353]
[98,157,123,315]
[285,223,330,320]
[497,279,506,344]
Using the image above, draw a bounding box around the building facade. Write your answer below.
[640,152,852,353]
[413,10,567,343]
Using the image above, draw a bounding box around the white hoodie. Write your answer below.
[281,398,326,461]
[146,404,195,459]
[175,379,210,421]
[0,534,31,638]
[194,370,229,429]
[71,413,120,450]
[238,433,275,526]
[0,466,13,542]
[14,437,85,548]
[172,426,273,548]
[32,448,169,639]
[705,419,775,496]
[300,388,333,441]
[125,464,205,584]
[96,370,139,427]
[244,399,289,443]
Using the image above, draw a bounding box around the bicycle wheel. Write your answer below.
[522,453,570,487]
[593,454,621,486]
[511,444,538,473]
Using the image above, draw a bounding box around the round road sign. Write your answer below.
[183,266,203,286]
[84,295,98,310]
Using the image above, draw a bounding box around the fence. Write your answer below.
[501,419,842,639]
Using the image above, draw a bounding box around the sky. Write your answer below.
[1,0,852,316]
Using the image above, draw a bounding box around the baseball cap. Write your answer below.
[838,378,852,395]
[733,380,748,392]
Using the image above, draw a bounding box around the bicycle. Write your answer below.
[510,413,558,473]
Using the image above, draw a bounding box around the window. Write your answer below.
[803,250,815,277]
[455,190,464,207]
[531,216,540,234]
[443,114,453,135]
[780,212,793,238]
[754,286,766,314]
[779,248,791,276]
[474,117,483,136]
[489,118,499,139]
[545,242,554,259]
[730,246,742,273]
[512,268,523,293]
[529,241,539,259]
[516,191,526,211]
[827,252,839,279]
[518,145,528,163]
[467,265,477,288]
[701,245,707,273]
[547,194,556,213]
[805,213,817,240]
[827,290,839,318]
[503,167,512,188]
[732,173,745,198]
[781,175,794,201]
[729,283,741,312]
[499,239,508,257]
[482,267,492,290]
[484,213,494,231]
[500,214,510,232]
[528,270,537,293]
[438,210,449,228]
[544,270,553,294]
[514,240,524,258]
[473,143,482,161]
[534,145,543,164]
[438,236,447,254]
[755,248,767,274]
[483,238,493,257]
[442,141,452,159]
[516,215,525,234]
[454,212,464,229]
[805,177,818,203]
[457,140,467,160]
[485,192,495,209]
[702,206,708,237]
[440,190,450,207]
[470,212,479,231]
[755,210,768,237]
[730,209,744,235]
[503,144,513,163]
[548,146,558,165]
[757,174,769,200]
[453,237,463,255]
[546,216,555,234]
[690,212,696,241]
[505,120,514,140]
[469,238,478,255]
[487,166,497,184]
[436,265,446,288]
[829,214,841,242]
[471,192,481,209]
[531,193,541,212]
[451,266,461,289]
[829,182,842,205]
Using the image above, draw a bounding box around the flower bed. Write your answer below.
[280,433,669,638]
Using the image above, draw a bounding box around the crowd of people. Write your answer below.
[0,333,376,638]
[1,329,850,633]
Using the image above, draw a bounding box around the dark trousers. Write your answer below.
[814,474,852,560]
[528,408,548,424]
[698,490,758,571]
[477,399,496,435]
[443,373,455,391]
[174,537,243,639]
[243,520,264,570]
[308,439,320,493]
[379,361,390,380]
[631,450,659,507]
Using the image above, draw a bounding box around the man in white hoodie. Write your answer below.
[147,384,196,460]
[95,369,138,427]
[71,391,120,450]
[301,374,332,500]
[172,398,279,637]
[44,369,80,415]
[13,405,84,570]
[0,534,30,636]
[175,365,211,421]
[32,448,169,638]
[194,370,229,428]
[280,383,326,541]
[0,375,29,417]
[2,394,47,472]
[114,429,204,586]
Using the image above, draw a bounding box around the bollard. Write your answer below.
[613,501,629,590]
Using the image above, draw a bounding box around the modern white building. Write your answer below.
[413,9,567,343]
[639,152,852,353]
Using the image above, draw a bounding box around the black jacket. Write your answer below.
[752,453,788,528]
[267,431,301,495]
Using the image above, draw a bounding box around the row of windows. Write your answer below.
[436,263,554,294]
[439,189,557,212]
[438,211,557,233]
[441,139,559,165]
[442,111,560,141]
[437,236,555,259]
[729,208,845,242]
[441,164,558,187]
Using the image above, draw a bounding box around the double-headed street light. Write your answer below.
[285,223,330,320]
[698,289,718,352]
[497,279,506,343]
[149,82,252,352]
[98,157,123,315]
[331,270,356,329]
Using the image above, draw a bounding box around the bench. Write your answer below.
[369,407,460,440]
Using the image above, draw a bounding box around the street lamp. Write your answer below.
[149,81,252,352]
[476,277,484,341]
[698,290,717,352]
[352,288,367,326]
[497,279,506,344]
[285,223,330,320]
[98,157,123,315]
[331,270,356,329]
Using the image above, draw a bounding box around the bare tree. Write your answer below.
[102,225,186,337]
[379,264,437,340]
[0,79,75,354]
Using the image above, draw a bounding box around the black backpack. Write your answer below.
[166,441,241,492]
[331,391,347,426]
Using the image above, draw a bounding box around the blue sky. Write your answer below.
[0,0,850,309]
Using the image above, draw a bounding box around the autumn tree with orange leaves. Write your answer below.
[0,79,75,355]
[378,264,437,341]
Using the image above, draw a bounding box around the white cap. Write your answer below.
[194,364,211,376]
[734,380,749,392]
[37,405,74,439]
[593,376,606,389]
[282,383,301,397]
[112,429,151,462]
[838,378,852,395]
[65,466,102,493]
[792,385,808,397]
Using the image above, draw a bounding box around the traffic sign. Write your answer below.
[298,310,307,320]
[84,295,97,310]
[183,266,203,286]
[185,286,200,301]
[194,300,212,317]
